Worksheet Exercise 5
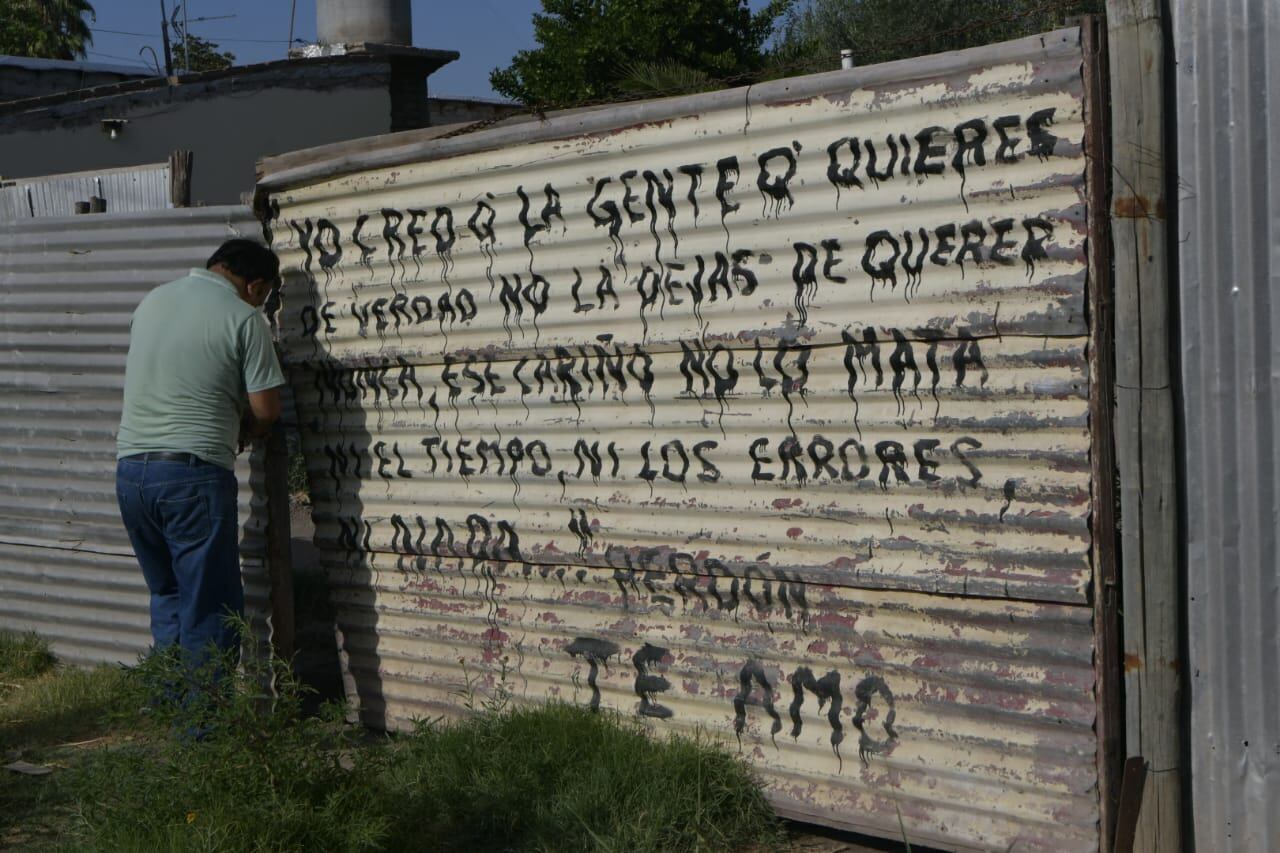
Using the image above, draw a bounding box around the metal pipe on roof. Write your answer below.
[316,0,412,47]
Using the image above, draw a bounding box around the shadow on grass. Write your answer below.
[0,666,134,753]
[1,633,144,850]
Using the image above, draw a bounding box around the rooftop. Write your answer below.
[0,54,154,78]
[0,45,459,115]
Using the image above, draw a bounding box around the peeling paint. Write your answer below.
[264,27,1100,853]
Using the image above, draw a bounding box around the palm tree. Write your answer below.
[0,0,96,61]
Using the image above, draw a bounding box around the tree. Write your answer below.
[173,32,235,73]
[772,0,1103,70]
[0,0,95,61]
[491,0,793,107]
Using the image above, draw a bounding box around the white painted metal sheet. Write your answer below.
[262,27,1101,852]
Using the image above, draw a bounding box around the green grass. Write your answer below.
[0,631,57,682]
[381,704,784,852]
[1,752,79,850]
[1,632,144,850]
[1,664,134,752]
[0,631,138,758]
[1,628,784,852]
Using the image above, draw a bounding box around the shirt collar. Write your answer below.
[189,267,238,294]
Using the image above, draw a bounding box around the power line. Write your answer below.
[85,50,157,69]
[95,27,309,45]
[94,28,161,37]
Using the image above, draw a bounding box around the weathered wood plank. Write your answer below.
[168,149,192,208]
[1105,1,1182,850]
[1082,15,1124,852]
[263,428,295,663]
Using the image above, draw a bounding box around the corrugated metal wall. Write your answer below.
[261,28,1104,851]
[1173,1,1280,849]
[0,162,171,220]
[0,206,274,665]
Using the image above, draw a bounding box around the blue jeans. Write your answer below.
[115,455,243,665]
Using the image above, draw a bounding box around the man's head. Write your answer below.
[206,239,280,308]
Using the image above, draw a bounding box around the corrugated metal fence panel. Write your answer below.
[0,186,30,220]
[0,206,274,666]
[0,162,171,220]
[263,28,1100,851]
[1173,2,1280,850]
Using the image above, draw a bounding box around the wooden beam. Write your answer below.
[263,427,296,663]
[168,149,193,208]
[1082,15,1124,852]
[1114,756,1151,853]
[1104,2,1182,851]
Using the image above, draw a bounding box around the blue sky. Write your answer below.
[87,1,778,101]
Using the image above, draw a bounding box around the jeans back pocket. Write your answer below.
[157,494,211,545]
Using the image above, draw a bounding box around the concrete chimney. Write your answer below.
[316,0,412,47]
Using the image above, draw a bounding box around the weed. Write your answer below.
[7,621,782,852]
[70,624,393,852]
[451,654,514,714]
[895,800,913,852]
[0,631,57,682]
[380,703,785,852]
[286,430,311,503]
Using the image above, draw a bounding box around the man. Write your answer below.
[116,239,285,667]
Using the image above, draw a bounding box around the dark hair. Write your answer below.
[206,239,280,286]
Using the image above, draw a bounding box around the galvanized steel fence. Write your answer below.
[0,206,275,665]
[1174,1,1280,849]
[0,162,172,220]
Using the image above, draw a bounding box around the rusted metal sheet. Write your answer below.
[293,336,1089,603]
[0,206,275,665]
[331,555,1099,851]
[261,27,1102,851]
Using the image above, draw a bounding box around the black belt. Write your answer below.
[123,451,203,464]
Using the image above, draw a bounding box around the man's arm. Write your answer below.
[239,388,281,452]
[237,310,287,453]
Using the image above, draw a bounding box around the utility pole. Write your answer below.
[159,0,174,76]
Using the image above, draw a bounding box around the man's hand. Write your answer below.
[236,411,266,454]
[237,411,252,455]
[238,388,282,454]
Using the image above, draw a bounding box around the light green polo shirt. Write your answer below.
[117,268,286,470]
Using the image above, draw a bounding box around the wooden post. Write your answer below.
[1082,15,1123,852]
[263,427,296,663]
[168,149,193,208]
[1104,2,1182,850]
